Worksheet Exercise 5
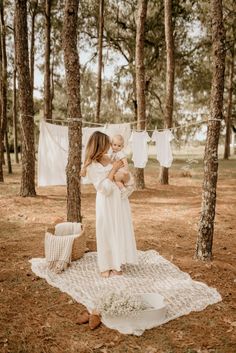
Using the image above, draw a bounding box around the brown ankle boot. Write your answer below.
[89,314,101,330]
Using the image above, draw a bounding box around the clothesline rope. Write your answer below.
[46,117,220,131]
[39,118,207,164]
[44,118,216,132]
[37,117,224,187]
[21,114,223,132]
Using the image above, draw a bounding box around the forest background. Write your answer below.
[1,0,235,154]
[0,0,236,352]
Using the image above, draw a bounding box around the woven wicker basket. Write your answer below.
[46,223,86,261]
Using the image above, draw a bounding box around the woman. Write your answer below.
[82,131,138,278]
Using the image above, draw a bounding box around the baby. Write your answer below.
[109,134,135,198]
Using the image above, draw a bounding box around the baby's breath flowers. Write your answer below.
[95,290,151,317]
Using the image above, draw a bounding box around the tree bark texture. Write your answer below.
[63,0,82,222]
[0,10,3,181]
[51,49,54,106]
[0,2,8,181]
[132,70,138,120]
[95,0,104,123]
[44,0,52,121]
[1,4,12,175]
[15,0,36,196]
[5,131,12,174]
[196,0,226,261]
[159,0,175,185]
[135,0,148,190]
[224,44,234,159]
[29,0,38,92]
[0,132,3,181]
[13,30,19,164]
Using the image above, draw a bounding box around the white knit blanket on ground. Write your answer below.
[30,250,221,335]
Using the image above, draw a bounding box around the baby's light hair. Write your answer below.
[112,134,124,145]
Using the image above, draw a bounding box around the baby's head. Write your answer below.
[111,134,124,153]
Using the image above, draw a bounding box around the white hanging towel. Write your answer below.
[104,123,131,148]
[38,121,105,186]
[38,120,68,186]
[151,129,174,168]
[129,131,151,168]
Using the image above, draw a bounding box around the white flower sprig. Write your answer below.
[95,290,151,317]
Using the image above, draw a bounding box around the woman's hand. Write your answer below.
[112,160,124,172]
[80,167,86,177]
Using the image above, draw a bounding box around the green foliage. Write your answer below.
[2,0,236,140]
[51,69,129,124]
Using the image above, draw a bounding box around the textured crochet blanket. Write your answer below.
[30,250,221,335]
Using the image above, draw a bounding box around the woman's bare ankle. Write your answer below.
[101,270,110,278]
[111,269,123,276]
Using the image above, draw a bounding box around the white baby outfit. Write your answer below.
[151,129,174,168]
[109,150,127,164]
[109,149,135,198]
[86,162,138,272]
[129,131,151,168]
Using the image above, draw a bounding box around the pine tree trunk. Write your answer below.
[63,0,82,222]
[159,0,175,185]
[0,2,9,179]
[224,44,234,159]
[50,49,54,109]
[1,4,11,175]
[195,0,226,261]
[15,0,36,197]
[0,9,3,182]
[95,0,104,123]
[0,129,3,182]
[29,0,38,92]
[5,131,12,174]
[13,50,19,164]
[135,0,148,190]
[132,70,137,120]
[44,0,52,121]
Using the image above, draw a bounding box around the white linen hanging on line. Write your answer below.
[151,129,174,168]
[129,131,151,168]
[38,120,69,187]
[38,121,105,186]
[104,123,131,148]
[38,120,131,187]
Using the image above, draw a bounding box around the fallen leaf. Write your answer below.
[227,327,233,333]
[93,343,104,349]
[100,348,108,353]
[145,346,157,353]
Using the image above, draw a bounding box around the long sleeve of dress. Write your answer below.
[87,163,115,196]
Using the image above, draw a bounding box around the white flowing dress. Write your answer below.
[87,162,138,272]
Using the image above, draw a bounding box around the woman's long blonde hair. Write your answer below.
[84,131,110,168]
